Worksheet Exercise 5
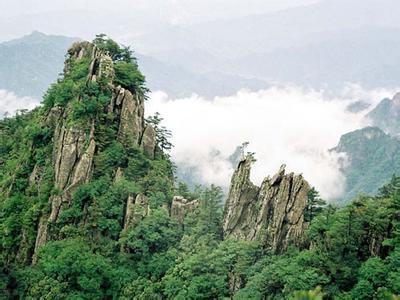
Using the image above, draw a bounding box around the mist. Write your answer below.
[146,85,395,200]
[0,89,39,117]
[2,0,400,200]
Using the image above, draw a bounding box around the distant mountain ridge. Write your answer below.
[222,27,400,90]
[3,0,400,94]
[332,125,400,202]
[0,31,78,99]
[0,32,268,99]
[366,92,400,136]
[131,0,400,91]
[136,53,268,98]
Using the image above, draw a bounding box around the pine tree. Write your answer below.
[304,187,326,223]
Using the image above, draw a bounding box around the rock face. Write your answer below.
[223,156,310,253]
[32,41,157,260]
[108,86,145,149]
[140,125,157,158]
[170,196,199,223]
[123,194,150,230]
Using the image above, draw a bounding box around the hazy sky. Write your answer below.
[0,0,320,23]
[1,0,398,200]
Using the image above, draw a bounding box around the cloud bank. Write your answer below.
[0,84,395,201]
[146,85,395,200]
[0,89,39,117]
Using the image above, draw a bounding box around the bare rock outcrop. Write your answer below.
[140,124,157,158]
[108,86,145,149]
[123,194,150,230]
[223,155,310,253]
[170,196,199,223]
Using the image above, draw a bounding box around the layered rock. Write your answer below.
[223,156,310,253]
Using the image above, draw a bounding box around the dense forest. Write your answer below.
[0,36,399,299]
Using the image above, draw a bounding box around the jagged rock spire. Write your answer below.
[223,155,310,253]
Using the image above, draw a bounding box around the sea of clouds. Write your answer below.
[146,85,396,200]
[0,84,396,200]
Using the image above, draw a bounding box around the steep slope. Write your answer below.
[0,37,173,267]
[223,155,310,253]
[0,31,78,99]
[332,126,400,202]
[32,40,161,259]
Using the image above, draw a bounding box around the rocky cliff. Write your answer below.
[32,41,157,260]
[223,155,310,253]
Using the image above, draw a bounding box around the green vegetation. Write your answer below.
[93,33,147,96]
[235,179,400,299]
[0,36,399,299]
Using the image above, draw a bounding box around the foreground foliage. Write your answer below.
[2,175,399,299]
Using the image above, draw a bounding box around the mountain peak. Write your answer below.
[335,126,387,152]
[29,30,46,37]
[367,92,400,136]
[1,36,159,260]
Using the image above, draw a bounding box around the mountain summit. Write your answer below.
[367,92,400,136]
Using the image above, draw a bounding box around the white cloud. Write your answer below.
[0,89,40,117]
[146,85,395,200]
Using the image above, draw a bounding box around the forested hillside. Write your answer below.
[0,36,399,299]
[332,126,400,203]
